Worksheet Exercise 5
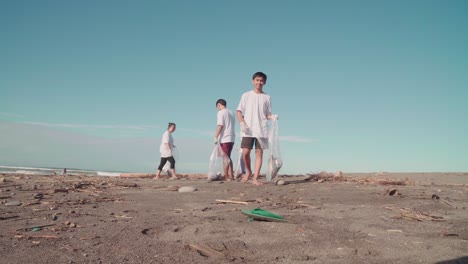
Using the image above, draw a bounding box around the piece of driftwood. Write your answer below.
[0,215,19,220]
[29,235,59,239]
[215,199,249,205]
[188,243,224,258]
[0,184,22,189]
[120,173,154,178]
[441,199,456,208]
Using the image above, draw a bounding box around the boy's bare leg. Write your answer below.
[222,157,230,181]
[241,148,252,183]
[252,149,264,186]
[222,158,234,181]
[153,170,161,180]
[169,169,177,179]
[228,159,234,180]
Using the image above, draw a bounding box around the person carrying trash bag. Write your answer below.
[211,99,236,181]
[236,72,279,186]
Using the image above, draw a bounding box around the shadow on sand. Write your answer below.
[435,256,468,264]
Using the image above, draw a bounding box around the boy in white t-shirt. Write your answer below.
[213,99,236,180]
[237,72,278,186]
[154,122,177,179]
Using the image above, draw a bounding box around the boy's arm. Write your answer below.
[236,110,244,123]
[237,110,249,133]
[214,125,223,144]
[267,114,279,120]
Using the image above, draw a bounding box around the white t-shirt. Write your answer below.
[159,130,174,158]
[237,90,272,138]
[217,108,236,143]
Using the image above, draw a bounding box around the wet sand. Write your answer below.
[1,172,467,264]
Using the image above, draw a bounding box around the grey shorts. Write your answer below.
[240,137,269,150]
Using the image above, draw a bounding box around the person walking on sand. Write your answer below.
[237,72,278,186]
[154,122,178,179]
[213,99,236,181]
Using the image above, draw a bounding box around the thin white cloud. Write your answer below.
[0,112,24,118]
[22,121,159,130]
[279,136,316,143]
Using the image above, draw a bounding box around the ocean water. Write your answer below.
[0,165,122,177]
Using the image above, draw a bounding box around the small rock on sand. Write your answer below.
[178,186,197,193]
[276,180,286,186]
[5,201,22,206]
[33,193,44,199]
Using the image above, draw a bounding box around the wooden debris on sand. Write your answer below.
[17,235,59,239]
[306,171,412,186]
[385,206,445,222]
[120,173,154,178]
[188,243,224,258]
[215,199,249,205]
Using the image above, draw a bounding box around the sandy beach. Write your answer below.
[1,172,467,264]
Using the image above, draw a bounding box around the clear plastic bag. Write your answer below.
[266,119,282,181]
[208,144,229,180]
[233,147,244,180]
[162,162,171,176]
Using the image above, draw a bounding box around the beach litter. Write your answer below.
[16,224,56,232]
[241,208,287,222]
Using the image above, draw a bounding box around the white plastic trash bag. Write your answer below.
[162,146,178,177]
[208,144,228,180]
[266,119,282,181]
[233,147,244,180]
[162,162,171,176]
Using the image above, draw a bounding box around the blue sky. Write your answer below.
[1,0,467,174]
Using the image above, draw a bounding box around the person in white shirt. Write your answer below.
[237,72,278,186]
[213,99,236,180]
[154,122,177,179]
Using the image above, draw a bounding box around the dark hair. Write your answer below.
[216,99,226,107]
[168,122,176,129]
[252,72,267,81]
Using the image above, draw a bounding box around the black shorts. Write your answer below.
[157,156,175,170]
[240,137,268,150]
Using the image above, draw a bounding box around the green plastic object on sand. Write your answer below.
[241,208,287,222]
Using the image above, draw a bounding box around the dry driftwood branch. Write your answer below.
[29,235,59,239]
[215,199,249,205]
[188,243,224,258]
